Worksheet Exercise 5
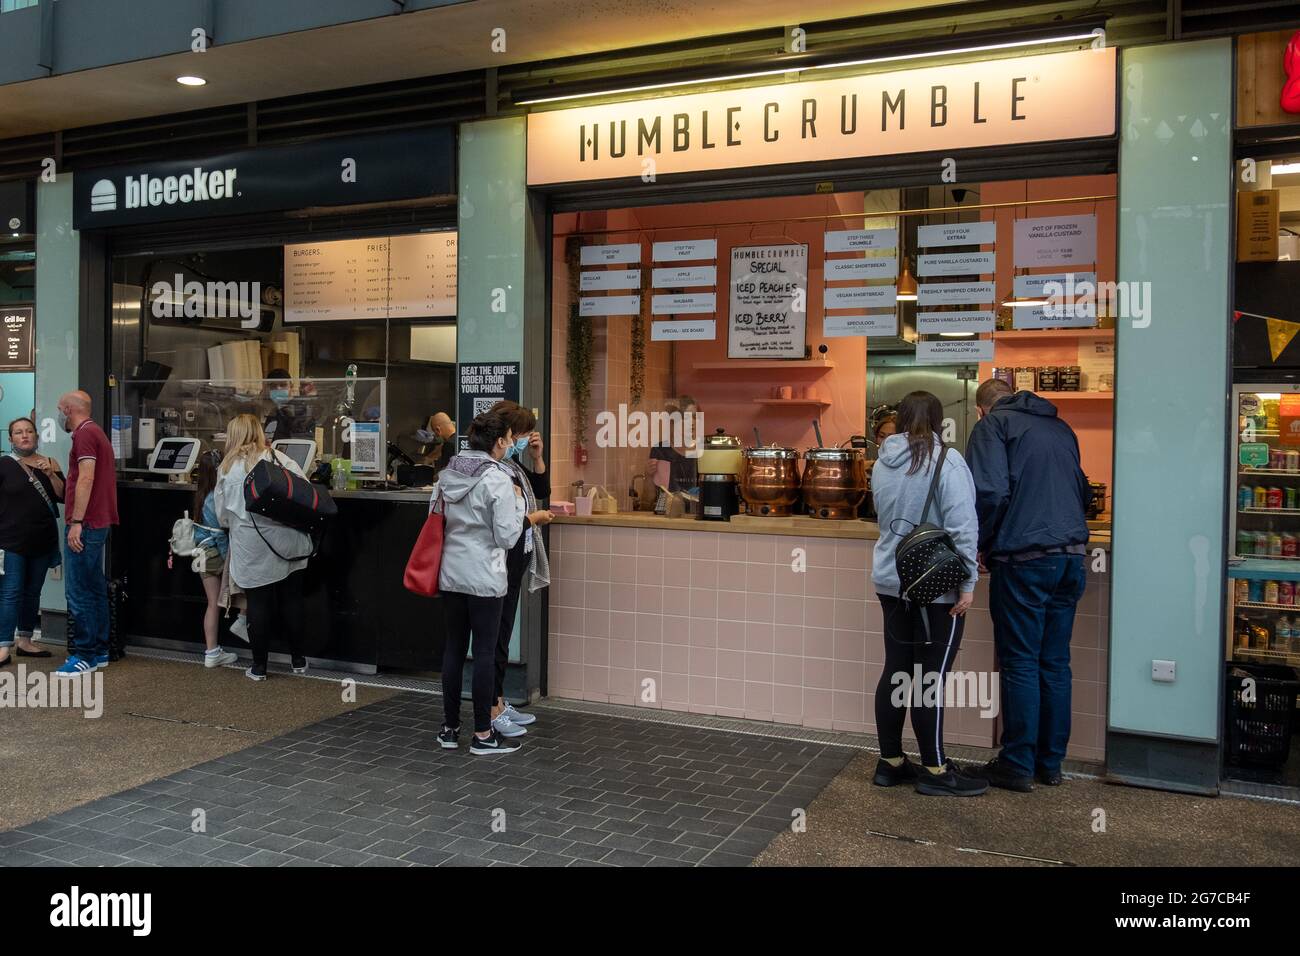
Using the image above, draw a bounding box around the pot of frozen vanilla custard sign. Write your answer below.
[728,244,809,359]
[526,49,1116,184]
[1014,214,1097,267]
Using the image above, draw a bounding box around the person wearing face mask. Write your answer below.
[261,368,314,443]
[434,409,526,756]
[53,390,119,678]
[0,418,65,666]
[484,400,552,738]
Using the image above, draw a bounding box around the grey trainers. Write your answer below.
[492,713,527,738]
[502,703,536,726]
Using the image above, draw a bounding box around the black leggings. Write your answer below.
[875,594,965,768]
[442,590,504,734]
[494,560,526,703]
[244,573,305,670]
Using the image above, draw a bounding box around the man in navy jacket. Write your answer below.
[965,379,1091,792]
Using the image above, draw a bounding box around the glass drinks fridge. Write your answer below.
[1228,385,1300,667]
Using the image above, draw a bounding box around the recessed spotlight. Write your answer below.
[176,76,207,87]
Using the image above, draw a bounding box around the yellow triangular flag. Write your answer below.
[1266,317,1300,362]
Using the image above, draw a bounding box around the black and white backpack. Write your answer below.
[892,446,968,605]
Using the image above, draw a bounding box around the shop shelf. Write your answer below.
[1239,507,1300,514]
[1242,431,1280,437]
[1035,391,1113,400]
[1239,470,1300,476]
[1229,558,1300,580]
[991,328,1115,342]
[1233,647,1300,667]
[691,359,835,371]
[752,399,831,409]
[1236,602,1300,612]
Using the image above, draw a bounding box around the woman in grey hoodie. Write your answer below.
[869,391,985,797]
[435,410,525,756]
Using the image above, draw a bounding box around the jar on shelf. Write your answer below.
[1014,367,1037,392]
[1038,366,1060,391]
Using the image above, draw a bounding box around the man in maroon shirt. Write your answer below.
[53,390,119,677]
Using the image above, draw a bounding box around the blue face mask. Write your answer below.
[269,389,289,406]
[506,436,529,459]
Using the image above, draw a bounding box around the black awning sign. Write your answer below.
[0,306,34,371]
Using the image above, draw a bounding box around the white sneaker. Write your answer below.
[204,648,238,669]
[229,615,250,642]
[502,703,536,726]
[492,713,527,738]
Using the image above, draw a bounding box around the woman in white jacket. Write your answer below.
[435,410,525,756]
[215,413,313,682]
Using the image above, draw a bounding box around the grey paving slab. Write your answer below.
[1,693,852,869]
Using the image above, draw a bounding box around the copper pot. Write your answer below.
[801,448,867,520]
[741,446,801,516]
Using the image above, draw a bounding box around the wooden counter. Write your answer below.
[552,511,1112,548]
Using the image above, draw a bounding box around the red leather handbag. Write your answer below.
[403,492,446,597]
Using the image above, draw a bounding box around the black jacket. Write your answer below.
[965,391,1090,558]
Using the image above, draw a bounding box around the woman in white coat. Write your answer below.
[435,409,525,756]
[215,413,313,682]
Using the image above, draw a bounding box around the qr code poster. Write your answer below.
[457,361,521,451]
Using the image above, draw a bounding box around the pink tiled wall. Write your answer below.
[547,524,1110,764]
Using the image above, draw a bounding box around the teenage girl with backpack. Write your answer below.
[869,391,984,797]
[191,450,241,669]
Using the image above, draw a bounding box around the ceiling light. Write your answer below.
[896,263,918,302]
[516,32,1099,106]
[1005,297,1048,307]
[176,76,207,87]
[939,332,975,338]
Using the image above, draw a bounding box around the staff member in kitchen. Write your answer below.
[425,411,458,475]
[869,391,985,797]
[648,395,700,493]
[484,401,552,739]
[261,368,314,443]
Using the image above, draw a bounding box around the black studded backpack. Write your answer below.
[892,446,969,606]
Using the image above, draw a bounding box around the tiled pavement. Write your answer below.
[0,693,853,867]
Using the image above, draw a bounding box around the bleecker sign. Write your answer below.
[74,127,454,229]
[527,48,1116,185]
[0,306,34,370]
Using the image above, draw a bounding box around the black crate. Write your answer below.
[1225,662,1299,768]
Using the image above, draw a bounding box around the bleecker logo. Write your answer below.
[92,166,239,214]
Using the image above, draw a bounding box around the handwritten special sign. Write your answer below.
[728,244,809,359]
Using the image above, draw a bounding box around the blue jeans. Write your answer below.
[989,554,1086,776]
[0,549,57,647]
[65,526,111,660]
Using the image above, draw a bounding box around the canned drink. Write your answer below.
[1271,532,1284,556]
[1250,579,1265,603]
[1282,581,1295,605]
[1239,529,1255,555]
[1288,487,1298,511]
[1241,485,1256,510]
[1284,533,1297,557]
[1237,578,1252,604]
[1272,449,1286,470]
[1289,450,1300,472]
[1256,530,1271,554]
[1255,486,1269,508]
[1269,487,1285,509]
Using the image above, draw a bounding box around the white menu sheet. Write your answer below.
[284,232,457,322]
[728,244,809,359]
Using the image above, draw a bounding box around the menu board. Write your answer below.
[284,232,457,322]
[1014,215,1096,268]
[0,306,34,371]
[728,244,808,359]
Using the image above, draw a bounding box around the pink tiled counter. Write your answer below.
[546,519,1110,763]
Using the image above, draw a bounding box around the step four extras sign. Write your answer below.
[527,48,1116,185]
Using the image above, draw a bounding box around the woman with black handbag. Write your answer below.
[869,391,985,797]
[0,417,64,665]
[215,413,312,682]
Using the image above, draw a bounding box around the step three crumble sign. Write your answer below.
[729,244,808,359]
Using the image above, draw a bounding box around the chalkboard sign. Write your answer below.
[0,306,34,371]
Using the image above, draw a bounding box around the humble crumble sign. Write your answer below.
[526,48,1116,185]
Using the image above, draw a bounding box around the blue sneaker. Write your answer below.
[54,656,95,678]
[92,653,110,670]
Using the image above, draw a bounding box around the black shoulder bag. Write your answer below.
[892,446,968,606]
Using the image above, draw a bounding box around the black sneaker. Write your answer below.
[968,757,1034,793]
[872,756,919,787]
[914,761,989,797]
[1036,767,1064,787]
[469,729,521,756]
[291,656,309,674]
[438,726,460,750]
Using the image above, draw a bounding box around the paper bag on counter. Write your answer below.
[665,492,685,519]
[588,485,618,514]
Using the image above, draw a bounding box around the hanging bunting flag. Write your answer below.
[1265,317,1300,362]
